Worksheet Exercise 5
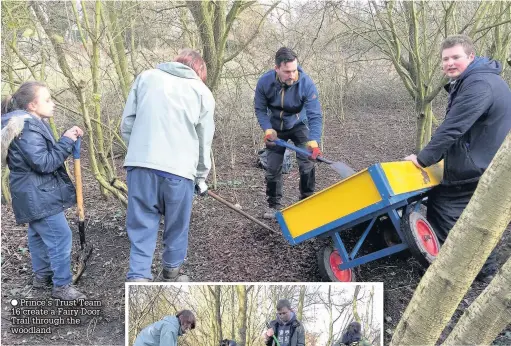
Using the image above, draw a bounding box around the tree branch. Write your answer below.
[223,2,279,64]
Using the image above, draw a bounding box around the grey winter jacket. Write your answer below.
[1,110,76,224]
[265,314,305,346]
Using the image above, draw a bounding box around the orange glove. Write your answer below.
[264,129,278,146]
[307,140,322,160]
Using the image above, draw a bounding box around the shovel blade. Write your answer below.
[72,243,93,284]
[72,221,92,284]
[329,161,356,179]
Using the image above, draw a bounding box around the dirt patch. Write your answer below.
[1,107,509,345]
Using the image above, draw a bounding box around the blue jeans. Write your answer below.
[28,212,73,286]
[126,167,194,280]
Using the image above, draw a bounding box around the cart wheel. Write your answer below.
[318,246,355,282]
[401,210,439,267]
[370,217,411,259]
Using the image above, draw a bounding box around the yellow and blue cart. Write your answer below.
[275,161,443,281]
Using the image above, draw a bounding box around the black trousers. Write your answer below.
[265,124,315,208]
[427,181,497,273]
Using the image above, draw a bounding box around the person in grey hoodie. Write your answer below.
[264,299,305,346]
[405,35,511,283]
[134,310,196,346]
[121,49,215,282]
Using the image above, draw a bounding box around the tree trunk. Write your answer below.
[415,99,434,152]
[391,131,511,346]
[327,285,334,346]
[297,286,306,321]
[352,285,361,323]
[365,287,374,340]
[236,285,248,346]
[231,286,236,340]
[215,286,223,341]
[442,253,511,345]
[100,3,129,100]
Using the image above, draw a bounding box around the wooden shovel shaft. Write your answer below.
[207,191,276,233]
[74,158,85,221]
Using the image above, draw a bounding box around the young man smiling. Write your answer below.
[405,34,511,283]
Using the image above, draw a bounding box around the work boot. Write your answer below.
[33,275,52,289]
[263,206,280,220]
[299,168,316,200]
[126,277,151,283]
[52,284,86,300]
[162,267,189,282]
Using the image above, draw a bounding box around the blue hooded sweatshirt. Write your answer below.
[254,66,323,142]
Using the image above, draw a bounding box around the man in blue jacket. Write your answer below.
[405,34,511,283]
[134,310,195,346]
[255,47,323,219]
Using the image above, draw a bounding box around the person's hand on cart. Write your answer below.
[404,154,423,168]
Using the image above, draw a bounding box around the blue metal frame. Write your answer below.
[276,163,433,272]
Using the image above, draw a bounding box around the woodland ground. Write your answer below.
[1,106,510,346]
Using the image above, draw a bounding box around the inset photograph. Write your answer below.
[127,283,382,346]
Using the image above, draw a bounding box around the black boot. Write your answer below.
[265,180,282,219]
[299,167,316,200]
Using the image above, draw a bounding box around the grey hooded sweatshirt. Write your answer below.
[266,312,305,346]
[134,315,182,346]
[121,62,215,183]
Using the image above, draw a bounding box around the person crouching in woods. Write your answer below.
[1,81,86,300]
[134,310,196,346]
[334,321,372,346]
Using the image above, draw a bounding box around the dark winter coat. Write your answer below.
[265,314,305,346]
[417,57,511,185]
[254,66,323,142]
[334,321,372,346]
[1,110,76,224]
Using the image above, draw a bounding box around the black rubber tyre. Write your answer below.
[401,209,440,268]
[317,245,355,282]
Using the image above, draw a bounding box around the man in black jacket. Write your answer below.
[264,299,305,346]
[405,34,511,283]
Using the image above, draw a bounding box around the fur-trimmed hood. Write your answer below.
[1,111,31,166]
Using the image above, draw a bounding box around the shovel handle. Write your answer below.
[207,191,277,233]
[73,138,85,221]
[272,139,332,164]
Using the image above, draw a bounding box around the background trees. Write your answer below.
[128,284,382,346]
[3,0,509,203]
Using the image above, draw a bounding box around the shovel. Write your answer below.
[207,191,278,233]
[272,139,356,179]
[72,137,93,284]
[265,322,281,346]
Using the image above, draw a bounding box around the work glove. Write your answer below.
[195,178,208,196]
[264,129,278,147]
[306,140,322,160]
